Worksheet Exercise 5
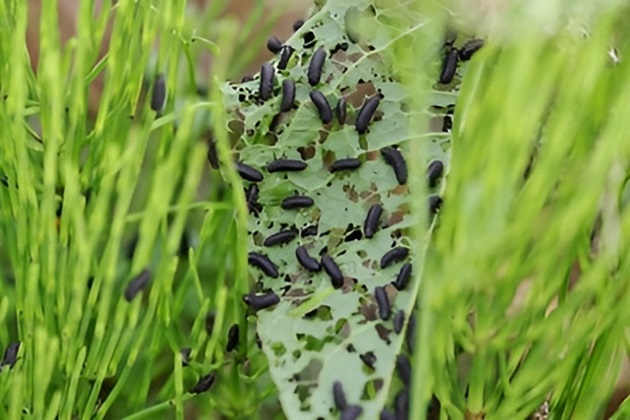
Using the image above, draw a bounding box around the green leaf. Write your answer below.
[226,2,455,417]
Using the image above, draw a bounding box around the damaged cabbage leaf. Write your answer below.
[221,0,465,417]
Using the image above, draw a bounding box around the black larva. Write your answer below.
[281,195,314,209]
[330,158,361,173]
[180,347,192,367]
[236,162,263,182]
[393,310,405,334]
[322,255,344,288]
[364,204,383,238]
[444,28,458,45]
[0,342,20,368]
[293,20,304,31]
[427,160,444,188]
[381,146,408,185]
[440,48,459,84]
[460,38,484,61]
[355,95,380,134]
[332,381,347,410]
[359,351,377,368]
[243,292,280,311]
[266,159,307,172]
[267,36,283,54]
[301,225,318,237]
[374,286,391,320]
[124,268,150,302]
[296,246,321,272]
[393,262,412,291]
[309,90,333,124]
[259,62,275,101]
[263,230,297,247]
[245,183,259,202]
[245,184,262,215]
[247,252,279,278]
[395,390,410,420]
[396,354,412,387]
[277,45,294,70]
[336,97,347,125]
[428,195,443,215]
[280,79,295,112]
[190,372,217,394]
[226,324,239,352]
[207,139,219,169]
[380,409,396,420]
[380,246,409,269]
[340,405,363,420]
[406,313,417,354]
[308,48,326,86]
[150,74,166,112]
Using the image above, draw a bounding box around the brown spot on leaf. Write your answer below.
[343,184,359,202]
[347,82,378,108]
[366,150,380,160]
[385,211,405,227]
[375,324,391,344]
[341,277,357,293]
[358,298,378,322]
[392,184,409,195]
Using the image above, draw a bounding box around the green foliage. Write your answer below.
[410,3,630,419]
[0,0,282,418]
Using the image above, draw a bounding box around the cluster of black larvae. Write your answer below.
[204,7,482,418]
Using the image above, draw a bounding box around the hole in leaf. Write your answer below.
[322,150,336,167]
[335,318,351,337]
[297,334,335,352]
[228,119,244,139]
[295,384,313,409]
[344,228,363,242]
[359,135,368,150]
[354,283,368,294]
[271,342,286,357]
[293,359,323,410]
[359,351,377,369]
[304,305,333,321]
[298,146,316,160]
[361,378,383,401]
[293,358,323,384]
[303,31,316,48]
[348,82,377,108]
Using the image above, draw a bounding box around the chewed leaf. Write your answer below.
[224,1,458,417]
